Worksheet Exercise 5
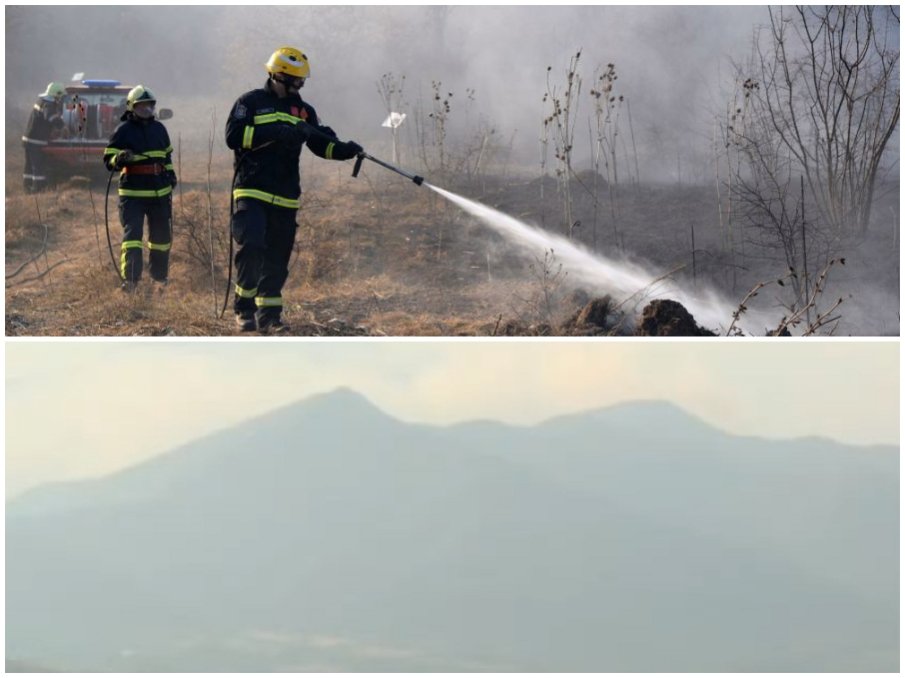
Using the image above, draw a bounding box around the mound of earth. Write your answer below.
[636,299,717,336]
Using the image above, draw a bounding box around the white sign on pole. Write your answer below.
[381,112,407,129]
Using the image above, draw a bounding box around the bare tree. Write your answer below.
[727,74,841,307]
[737,6,899,236]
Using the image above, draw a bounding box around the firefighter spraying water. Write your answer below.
[224,46,363,334]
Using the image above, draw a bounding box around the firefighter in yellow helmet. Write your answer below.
[225,47,363,333]
[21,82,65,193]
[102,85,177,290]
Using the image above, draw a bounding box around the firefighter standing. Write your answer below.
[103,86,177,290]
[22,82,65,193]
[225,46,363,333]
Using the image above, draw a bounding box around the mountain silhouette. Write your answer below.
[7,391,899,672]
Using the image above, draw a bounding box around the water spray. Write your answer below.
[347,150,775,333]
[352,152,424,186]
[425,185,778,335]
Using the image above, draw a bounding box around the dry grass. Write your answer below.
[5,141,899,336]
[5,144,565,336]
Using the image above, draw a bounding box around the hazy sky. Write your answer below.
[5,340,898,497]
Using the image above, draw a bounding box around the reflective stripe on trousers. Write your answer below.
[118,185,173,199]
[120,240,143,280]
[232,188,300,210]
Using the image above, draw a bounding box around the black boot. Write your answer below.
[235,311,256,332]
[257,316,291,335]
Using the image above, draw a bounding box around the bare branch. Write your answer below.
[6,223,49,280]
[6,258,69,287]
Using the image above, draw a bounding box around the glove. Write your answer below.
[331,140,364,161]
[114,149,134,168]
[169,172,178,189]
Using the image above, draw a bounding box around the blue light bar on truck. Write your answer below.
[81,80,121,87]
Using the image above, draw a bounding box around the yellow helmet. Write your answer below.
[126,85,157,111]
[265,47,310,79]
[41,82,66,101]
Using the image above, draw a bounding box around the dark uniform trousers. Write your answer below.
[120,197,173,283]
[231,198,298,323]
[23,144,49,193]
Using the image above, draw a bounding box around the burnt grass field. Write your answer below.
[5,138,900,337]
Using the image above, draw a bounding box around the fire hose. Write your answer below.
[102,170,121,279]
[220,141,275,319]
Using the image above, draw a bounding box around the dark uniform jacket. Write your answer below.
[103,115,176,199]
[225,79,338,208]
[22,100,63,146]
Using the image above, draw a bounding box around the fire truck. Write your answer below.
[41,78,173,180]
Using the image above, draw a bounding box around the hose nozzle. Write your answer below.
[352,152,424,188]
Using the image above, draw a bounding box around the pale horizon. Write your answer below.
[6,341,899,498]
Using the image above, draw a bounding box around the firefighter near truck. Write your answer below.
[21,78,173,190]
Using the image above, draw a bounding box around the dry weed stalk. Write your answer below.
[427,80,452,176]
[727,257,847,336]
[511,248,569,326]
[590,62,623,250]
[543,50,583,238]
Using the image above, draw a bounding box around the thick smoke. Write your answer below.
[6,5,768,180]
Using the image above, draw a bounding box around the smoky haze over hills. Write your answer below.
[6,389,899,672]
[6,5,774,180]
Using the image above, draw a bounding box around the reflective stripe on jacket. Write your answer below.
[225,79,337,209]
